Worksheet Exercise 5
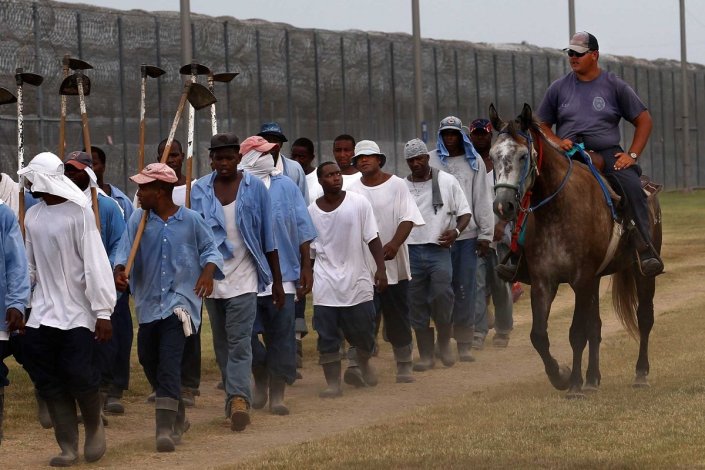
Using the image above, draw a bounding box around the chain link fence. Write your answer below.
[1,0,703,194]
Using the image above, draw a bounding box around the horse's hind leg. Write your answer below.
[529,281,570,390]
[634,269,655,388]
[584,280,602,391]
[567,279,600,398]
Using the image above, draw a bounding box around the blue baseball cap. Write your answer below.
[257,122,288,143]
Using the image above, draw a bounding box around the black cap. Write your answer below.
[209,132,240,151]
[564,31,599,53]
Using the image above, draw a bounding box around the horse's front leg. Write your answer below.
[529,280,569,390]
[634,269,655,388]
[568,278,601,398]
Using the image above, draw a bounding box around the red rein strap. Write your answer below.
[509,130,543,253]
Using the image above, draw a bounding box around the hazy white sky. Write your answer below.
[60,0,705,66]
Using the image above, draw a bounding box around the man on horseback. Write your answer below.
[499,31,663,278]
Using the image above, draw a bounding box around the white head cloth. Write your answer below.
[18,152,89,207]
[239,149,281,188]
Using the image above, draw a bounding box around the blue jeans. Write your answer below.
[313,301,376,363]
[450,238,479,341]
[252,294,297,384]
[408,244,454,330]
[205,293,257,414]
[474,244,513,337]
[137,315,186,401]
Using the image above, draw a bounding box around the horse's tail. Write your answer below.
[612,267,640,340]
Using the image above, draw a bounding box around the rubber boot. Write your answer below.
[413,328,435,372]
[0,387,4,445]
[268,376,290,416]
[356,349,378,387]
[436,323,456,367]
[296,338,303,369]
[46,394,79,467]
[319,361,343,398]
[454,325,476,362]
[155,397,178,453]
[251,366,269,410]
[172,399,189,445]
[393,345,415,383]
[76,391,106,462]
[343,347,366,388]
[35,387,53,429]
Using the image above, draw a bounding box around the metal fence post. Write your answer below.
[390,41,398,170]
[285,29,292,134]
[256,29,263,124]
[117,16,129,190]
[367,34,373,136]
[33,3,45,150]
[76,12,83,59]
[340,36,347,131]
[154,16,164,137]
[433,47,439,123]
[313,31,321,156]
[454,49,460,113]
[223,21,233,130]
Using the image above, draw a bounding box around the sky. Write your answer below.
[59,0,705,66]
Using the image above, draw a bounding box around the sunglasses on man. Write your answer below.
[567,50,593,58]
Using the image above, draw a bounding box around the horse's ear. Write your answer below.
[519,103,533,132]
[489,103,503,132]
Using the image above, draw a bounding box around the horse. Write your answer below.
[488,103,661,398]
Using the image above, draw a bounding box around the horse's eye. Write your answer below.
[519,153,528,161]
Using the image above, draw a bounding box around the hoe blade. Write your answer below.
[68,58,93,70]
[0,87,17,105]
[187,83,217,110]
[59,73,91,96]
[179,63,211,76]
[213,72,239,83]
[143,65,166,78]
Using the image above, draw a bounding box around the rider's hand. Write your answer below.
[613,152,636,171]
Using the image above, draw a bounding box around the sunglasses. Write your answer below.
[567,50,592,58]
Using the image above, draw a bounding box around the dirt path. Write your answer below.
[2,259,698,469]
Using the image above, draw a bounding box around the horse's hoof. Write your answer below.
[565,388,586,400]
[632,374,650,389]
[549,365,571,391]
[583,382,599,393]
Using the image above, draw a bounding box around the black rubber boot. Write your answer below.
[268,376,290,416]
[435,323,456,367]
[319,361,343,398]
[172,399,189,445]
[413,328,435,372]
[356,349,378,387]
[46,394,79,467]
[393,346,415,383]
[76,391,106,462]
[35,387,53,429]
[155,397,178,453]
[251,366,269,410]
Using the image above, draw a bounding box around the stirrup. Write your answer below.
[638,255,664,277]
[495,262,518,282]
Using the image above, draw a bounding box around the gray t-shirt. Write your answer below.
[536,70,647,152]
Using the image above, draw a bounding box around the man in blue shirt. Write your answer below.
[191,132,285,432]
[88,145,134,415]
[0,201,30,446]
[240,135,316,416]
[114,163,223,453]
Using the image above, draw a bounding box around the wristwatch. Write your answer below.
[628,152,639,160]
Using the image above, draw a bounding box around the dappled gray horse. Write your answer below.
[489,103,661,398]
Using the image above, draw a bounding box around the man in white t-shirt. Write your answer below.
[468,119,513,349]
[309,161,387,398]
[428,116,493,362]
[348,140,425,383]
[403,139,471,370]
[333,134,362,189]
[191,133,284,432]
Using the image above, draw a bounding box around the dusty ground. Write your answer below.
[2,276,664,470]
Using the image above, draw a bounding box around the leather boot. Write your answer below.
[393,345,415,383]
[413,328,435,372]
[435,323,456,367]
[46,394,79,467]
[251,365,269,409]
[638,248,664,277]
[319,361,343,398]
[268,376,290,416]
[356,349,378,387]
[229,396,251,432]
[35,387,53,429]
[155,397,178,453]
[171,399,189,444]
[76,391,106,462]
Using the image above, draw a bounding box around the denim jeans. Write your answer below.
[137,314,186,401]
[408,244,454,330]
[450,238,479,332]
[205,293,257,413]
[252,294,297,384]
[374,281,413,349]
[313,301,376,363]
[474,244,513,337]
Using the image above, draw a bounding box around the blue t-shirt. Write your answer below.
[536,70,647,152]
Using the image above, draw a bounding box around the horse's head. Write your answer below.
[489,103,538,222]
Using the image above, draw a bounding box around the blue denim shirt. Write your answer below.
[108,184,135,223]
[191,171,276,293]
[115,206,224,329]
[268,174,317,283]
[281,155,309,204]
[0,203,30,334]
